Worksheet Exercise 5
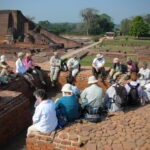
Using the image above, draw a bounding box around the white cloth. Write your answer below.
[139,68,150,80]
[92,58,105,69]
[81,84,104,107]
[15,58,26,74]
[32,100,58,133]
[67,58,80,69]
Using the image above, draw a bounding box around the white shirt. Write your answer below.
[15,58,26,74]
[67,58,79,69]
[33,100,58,133]
[92,58,105,68]
[139,68,150,80]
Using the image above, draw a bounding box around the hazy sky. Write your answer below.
[0,0,149,24]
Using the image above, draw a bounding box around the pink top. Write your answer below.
[24,58,35,69]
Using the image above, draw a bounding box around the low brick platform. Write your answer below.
[26,105,150,150]
[0,90,31,147]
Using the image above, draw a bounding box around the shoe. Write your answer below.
[41,81,46,85]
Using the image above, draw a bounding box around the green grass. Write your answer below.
[80,36,149,67]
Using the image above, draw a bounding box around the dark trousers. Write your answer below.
[92,67,105,79]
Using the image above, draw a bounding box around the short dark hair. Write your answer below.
[33,89,47,100]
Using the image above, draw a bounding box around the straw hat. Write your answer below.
[88,76,98,84]
[17,52,24,58]
[0,55,6,62]
[54,52,58,56]
[96,54,103,59]
[113,58,119,63]
[61,84,73,93]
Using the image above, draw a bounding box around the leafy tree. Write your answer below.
[80,8,114,35]
[130,16,149,37]
[120,19,131,35]
[80,8,98,35]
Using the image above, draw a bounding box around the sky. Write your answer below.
[0,0,149,24]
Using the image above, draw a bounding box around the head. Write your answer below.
[61,83,73,96]
[96,54,103,60]
[126,57,132,65]
[88,76,98,85]
[33,89,47,102]
[0,55,7,62]
[142,62,147,69]
[25,52,32,59]
[54,52,58,57]
[113,58,119,64]
[131,72,138,81]
[17,52,24,59]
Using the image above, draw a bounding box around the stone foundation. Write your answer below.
[0,90,31,147]
[26,105,150,150]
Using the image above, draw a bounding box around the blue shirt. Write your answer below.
[55,95,80,121]
[15,59,26,74]
[33,100,58,133]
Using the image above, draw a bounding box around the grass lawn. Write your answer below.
[80,36,149,67]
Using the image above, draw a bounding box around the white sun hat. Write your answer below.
[0,55,6,62]
[61,83,73,93]
[88,76,98,84]
[96,54,103,59]
[17,52,24,58]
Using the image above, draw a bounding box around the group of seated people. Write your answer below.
[0,52,149,136]
[0,52,46,87]
[27,69,150,136]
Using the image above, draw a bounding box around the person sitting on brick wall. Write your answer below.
[137,62,150,86]
[0,55,13,84]
[15,52,36,89]
[108,58,123,83]
[67,56,80,79]
[81,76,104,110]
[49,52,61,87]
[55,83,80,121]
[27,89,58,136]
[24,52,46,85]
[92,54,106,81]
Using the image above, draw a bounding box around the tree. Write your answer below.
[120,19,131,35]
[80,8,114,35]
[129,16,149,37]
[80,8,98,35]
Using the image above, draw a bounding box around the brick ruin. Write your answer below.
[0,10,81,48]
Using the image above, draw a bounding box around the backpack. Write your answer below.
[120,64,127,73]
[84,100,102,123]
[128,83,140,105]
[113,84,127,107]
[60,62,68,72]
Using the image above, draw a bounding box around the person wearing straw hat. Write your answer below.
[108,57,123,83]
[55,83,80,121]
[92,54,106,81]
[0,55,10,76]
[81,76,104,109]
[50,51,61,87]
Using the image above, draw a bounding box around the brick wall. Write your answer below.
[0,91,31,147]
[40,29,82,49]
[0,13,9,36]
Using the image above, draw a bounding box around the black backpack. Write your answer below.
[60,62,68,72]
[113,84,127,107]
[128,83,140,105]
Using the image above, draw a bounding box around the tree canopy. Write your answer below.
[129,16,149,37]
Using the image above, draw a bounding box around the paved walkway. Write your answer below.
[61,39,103,59]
